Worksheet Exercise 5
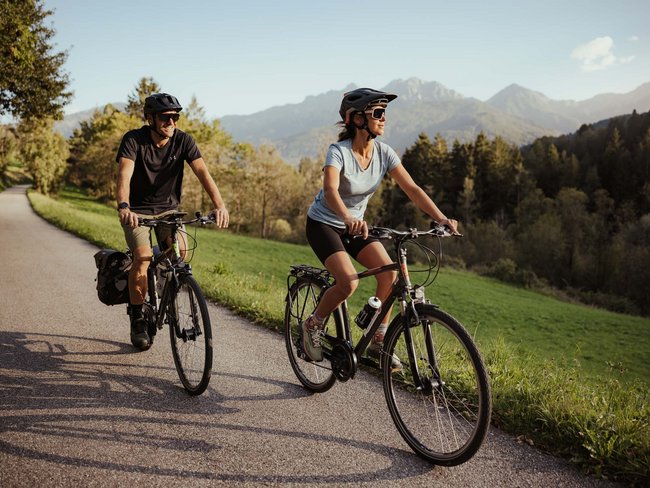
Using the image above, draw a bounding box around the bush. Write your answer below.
[268,218,293,241]
[565,288,641,316]
[480,258,541,288]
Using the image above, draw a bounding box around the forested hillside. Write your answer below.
[377,110,650,314]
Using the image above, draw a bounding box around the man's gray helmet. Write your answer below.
[339,88,397,124]
[143,93,183,115]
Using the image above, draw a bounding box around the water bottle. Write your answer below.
[355,296,382,329]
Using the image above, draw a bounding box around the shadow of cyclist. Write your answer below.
[0,330,436,484]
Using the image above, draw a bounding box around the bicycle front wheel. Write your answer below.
[284,277,336,392]
[167,274,213,395]
[383,304,491,465]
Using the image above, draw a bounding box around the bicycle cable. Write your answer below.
[403,235,444,288]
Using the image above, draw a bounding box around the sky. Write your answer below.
[43,0,650,119]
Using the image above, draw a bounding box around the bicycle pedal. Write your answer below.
[359,356,380,369]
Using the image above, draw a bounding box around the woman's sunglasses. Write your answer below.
[156,113,180,123]
[364,107,386,120]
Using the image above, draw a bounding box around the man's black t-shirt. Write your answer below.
[116,126,201,215]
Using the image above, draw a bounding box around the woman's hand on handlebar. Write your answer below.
[209,207,230,228]
[439,218,460,236]
[119,208,139,228]
[344,217,368,239]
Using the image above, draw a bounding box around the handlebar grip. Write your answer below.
[436,224,463,237]
[137,217,154,226]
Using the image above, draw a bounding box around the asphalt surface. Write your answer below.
[0,185,621,487]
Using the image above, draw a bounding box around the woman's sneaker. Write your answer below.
[301,315,324,361]
[367,342,401,371]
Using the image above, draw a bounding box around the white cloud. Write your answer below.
[571,36,615,71]
[627,35,639,42]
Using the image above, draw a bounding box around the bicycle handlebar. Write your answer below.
[367,225,463,240]
[138,211,216,228]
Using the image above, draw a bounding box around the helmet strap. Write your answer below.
[354,114,377,141]
[149,115,172,142]
[155,127,169,140]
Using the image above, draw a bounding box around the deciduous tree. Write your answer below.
[18,118,68,195]
[1,0,71,120]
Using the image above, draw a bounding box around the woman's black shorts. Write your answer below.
[306,216,379,264]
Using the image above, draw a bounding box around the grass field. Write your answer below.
[27,187,650,483]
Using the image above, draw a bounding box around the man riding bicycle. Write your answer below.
[116,92,229,350]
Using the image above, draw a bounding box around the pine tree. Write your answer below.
[125,77,161,120]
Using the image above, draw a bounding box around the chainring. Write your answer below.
[330,341,357,382]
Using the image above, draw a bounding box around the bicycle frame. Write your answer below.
[143,218,194,334]
[328,264,398,356]
[321,235,428,378]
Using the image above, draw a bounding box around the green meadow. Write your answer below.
[28,187,650,483]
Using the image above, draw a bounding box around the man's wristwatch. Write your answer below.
[117,202,129,211]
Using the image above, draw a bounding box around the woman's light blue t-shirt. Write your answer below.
[307,139,401,228]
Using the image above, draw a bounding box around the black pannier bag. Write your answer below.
[94,249,131,305]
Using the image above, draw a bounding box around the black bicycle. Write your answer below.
[284,225,492,465]
[136,211,214,395]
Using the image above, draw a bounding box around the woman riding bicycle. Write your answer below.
[302,87,459,363]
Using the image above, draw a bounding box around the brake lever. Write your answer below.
[431,225,463,238]
[445,225,463,237]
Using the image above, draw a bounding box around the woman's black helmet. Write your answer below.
[339,88,397,124]
[143,93,183,115]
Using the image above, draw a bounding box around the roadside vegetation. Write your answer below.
[28,188,649,484]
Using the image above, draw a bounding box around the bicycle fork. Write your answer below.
[397,242,442,394]
[399,300,444,395]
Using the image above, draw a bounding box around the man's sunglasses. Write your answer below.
[156,113,180,123]
[364,107,386,120]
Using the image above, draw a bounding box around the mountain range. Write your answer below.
[55,78,650,164]
[219,78,650,163]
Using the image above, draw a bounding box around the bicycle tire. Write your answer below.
[284,276,336,393]
[167,274,213,395]
[382,304,491,465]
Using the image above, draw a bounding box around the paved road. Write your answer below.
[0,186,619,487]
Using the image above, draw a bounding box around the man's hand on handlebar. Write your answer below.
[119,208,139,228]
[209,207,230,229]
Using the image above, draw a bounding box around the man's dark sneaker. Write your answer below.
[367,342,401,371]
[130,317,150,350]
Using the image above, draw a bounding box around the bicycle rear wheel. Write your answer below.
[167,274,213,395]
[284,277,336,392]
[383,304,491,465]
